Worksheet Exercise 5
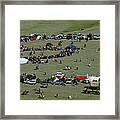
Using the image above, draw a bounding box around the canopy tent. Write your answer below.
[65,44,77,50]
[88,76,100,81]
[74,73,88,80]
[20,58,28,64]
[88,76,100,87]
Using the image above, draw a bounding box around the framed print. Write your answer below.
[0,0,119,119]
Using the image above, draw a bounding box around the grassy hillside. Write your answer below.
[20,20,100,35]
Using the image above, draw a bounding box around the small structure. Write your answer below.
[74,73,88,81]
[20,58,28,64]
[89,76,100,87]
[81,76,100,95]
[65,44,77,51]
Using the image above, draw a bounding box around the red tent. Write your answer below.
[74,73,88,80]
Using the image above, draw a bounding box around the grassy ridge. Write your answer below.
[20,20,100,35]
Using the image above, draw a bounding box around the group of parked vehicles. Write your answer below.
[20,71,100,95]
[20,32,100,42]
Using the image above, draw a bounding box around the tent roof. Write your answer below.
[75,73,88,76]
[88,76,100,81]
[20,58,28,64]
[66,44,77,49]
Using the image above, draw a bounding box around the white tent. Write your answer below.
[20,58,28,64]
[88,76,100,81]
[88,76,100,87]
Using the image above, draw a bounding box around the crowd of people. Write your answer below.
[21,42,81,64]
[20,44,61,52]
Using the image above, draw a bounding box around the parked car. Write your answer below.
[24,79,36,85]
[40,83,48,88]
[65,78,72,84]
[81,86,100,95]
[81,78,90,84]
[53,80,62,85]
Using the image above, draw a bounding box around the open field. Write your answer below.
[21,82,100,100]
[20,20,100,35]
[20,20,100,100]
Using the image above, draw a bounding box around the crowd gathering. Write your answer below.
[20,32,100,99]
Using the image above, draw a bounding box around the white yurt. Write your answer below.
[20,58,28,64]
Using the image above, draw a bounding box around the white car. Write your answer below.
[56,71,62,75]
[55,71,64,77]
[24,79,36,84]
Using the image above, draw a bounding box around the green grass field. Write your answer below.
[20,20,100,35]
[20,20,100,100]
